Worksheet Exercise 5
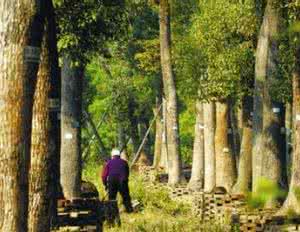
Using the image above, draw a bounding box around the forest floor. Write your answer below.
[82,162,229,232]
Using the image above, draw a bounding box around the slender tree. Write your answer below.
[159,0,182,184]
[153,97,163,168]
[188,100,204,189]
[60,56,84,199]
[203,102,216,192]
[0,1,45,231]
[232,96,253,194]
[215,101,237,191]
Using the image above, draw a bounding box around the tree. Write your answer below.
[0,1,45,231]
[60,56,84,199]
[28,1,59,229]
[215,101,237,191]
[159,0,182,184]
[189,100,204,189]
[252,0,286,204]
[277,2,300,214]
[232,96,253,194]
[203,102,216,192]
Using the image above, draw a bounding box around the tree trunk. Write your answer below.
[188,100,204,190]
[203,102,216,192]
[0,1,45,231]
[215,101,237,192]
[229,99,241,167]
[28,10,53,230]
[159,0,182,185]
[160,98,169,171]
[137,120,151,165]
[232,96,253,194]
[60,56,83,199]
[252,0,286,202]
[153,97,163,169]
[277,28,300,215]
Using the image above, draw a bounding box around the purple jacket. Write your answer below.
[101,156,129,183]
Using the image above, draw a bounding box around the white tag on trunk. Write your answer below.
[273,108,280,113]
[24,46,41,63]
[296,114,300,121]
[250,112,254,116]
[65,133,73,139]
[223,147,229,153]
[173,126,178,130]
[198,124,205,129]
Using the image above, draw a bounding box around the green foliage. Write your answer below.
[247,178,287,209]
[191,0,256,100]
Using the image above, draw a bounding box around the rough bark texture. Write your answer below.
[188,101,204,189]
[232,96,253,194]
[277,33,300,215]
[203,102,216,192]
[159,0,182,184]
[0,1,45,231]
[60,56,83,199]
[28,14,52,231]
[215,101,237,192]
[153,97,163,169]
[252,0,286,199]
[160,98,169,171]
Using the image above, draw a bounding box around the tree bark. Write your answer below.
[153,97,163,169]
[277,27,300,215]
[188,100,204,190]
[285,102,292,184]
[203,102,216,192]
[159,0,182,185]
[215,101,237,192]
[232,96,253,194]
[28,9,54,230]
[118,123,128,161]
[60,56,83,199]
[252,0,286,201]
[160,97,169,171]
[0,1,45,231]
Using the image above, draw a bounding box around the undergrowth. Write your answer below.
[83,162,230,232]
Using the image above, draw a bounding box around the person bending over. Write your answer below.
[102,149,133,213]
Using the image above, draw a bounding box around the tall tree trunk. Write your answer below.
[277,24,300,215]
[188,100,204,190]
[0,1,45,231]
[153,97,163,168]
[160,97,169,171]
[215,101,237,191]
[232,96,253,194]
[28,10,53,230]
[159,0,182,185]
[60,56,83,199]
[203,102,216,192]
[229,99,241,167]
[252,0,286,203]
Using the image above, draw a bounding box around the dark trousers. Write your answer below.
[107,178,133,212]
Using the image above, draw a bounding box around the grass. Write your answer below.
[82,162,230,232]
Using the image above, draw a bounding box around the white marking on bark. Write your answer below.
[223,147,229,153]
[272,108,280,113]
[296,114,300,121]
[198,124,205,129]
[65,133,73,139]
